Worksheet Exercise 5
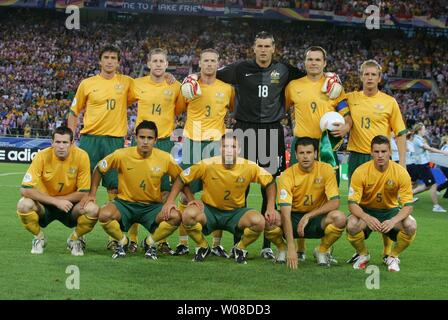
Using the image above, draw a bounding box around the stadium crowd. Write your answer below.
[0,9,447,147]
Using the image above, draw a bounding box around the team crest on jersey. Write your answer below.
[270,70,280,83]
[68,167,77,175]
[314,177,323,184]
[23,173,32,183]
[386,179,395,189]
[151,166,161,173]
[115,83,124,94]
[374,104,385,111]
[235,176,245,183]
[164,90,173,97]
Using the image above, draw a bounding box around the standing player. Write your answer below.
[285,46,351,261]
[130,48,185,254]
[163,134,283,264]
[346,59,408,261]
[174,48,234,257]
[347,135,417,272]
[17,126,99,256]
[411,123,448,212]
[278,137,346,269]
[67,45,135,250]
[217,32,343,260]
[80,121,189,260]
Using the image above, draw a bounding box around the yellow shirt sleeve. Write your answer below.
[77,151,91,192]
[21,152,43,188]
[324,166,340,200]
[390,99,407,136]
[97,151,120,174]
[277,172,293,206]
[70,80,87,116]
[335,90,350,117]
[127,78,137,105]
[167,155,182,180]
[251,164,274,188]
[348,168,364,204]
[180,161,205,185]
[228,86,235,112]
[174,82,186,116]
[285,83,293,112]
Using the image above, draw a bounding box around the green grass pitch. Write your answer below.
[1,162,447,300]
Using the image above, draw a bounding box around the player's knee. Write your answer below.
[84,202,99,218]
[17,197,35,213]
[98,208,114,223]
[182,206,199,225]
[330,210,347,228]
[403,216,417,235]
[346,216,360,235]
[250,212,265,231]
[169,209,182,226]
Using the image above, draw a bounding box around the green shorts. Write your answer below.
[291,211,325,239]
[348,151,372,185]
[79,134,124,190]
[132,137,175,192]
[112,198,163,233]
[360,206,400,241]
[202,204,253,239]
[181,138,220,193]
[290,136,340,185]
[38,205,78,228]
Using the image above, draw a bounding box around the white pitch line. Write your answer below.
[0,172,24,176]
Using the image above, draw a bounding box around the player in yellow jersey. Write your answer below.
[347,135,417,272]
[67,45,136,251]
[285,46,352,261]
[17,126,99,256]
[79,121,190,259]
[130,48,185,255]
[345,59,408,262]
[163,133,283,264]
[173,48,235,257]
[278,137,347,269]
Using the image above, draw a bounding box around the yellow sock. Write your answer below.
[264,227,286,251]
[101,220,124,241]
[297,238,306,253]
[184,223,208,248]
[107,192,117,201]
[151,221,178,243]
[347,231,368,256]
[71,214,97,240]
[178,201,189,245]
[212,230,223,246]
[382,234,393,256]
[17,210,40,236]
[237,227,261,250]
[391,231,416,257]
[319,224,344,253]
[128,223,139,243]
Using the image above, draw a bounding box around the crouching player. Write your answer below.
[17,126,99,256]
[279,137,346,269]
[163,133,284,264]
[80,120,191,260]
[347,135,417,272]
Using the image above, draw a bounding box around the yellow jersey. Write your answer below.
[183,79,234,141]
[278,161,340,212]
[347,91,407,154]
[97,147,182,203]
[133,76,185,139]
[180,156,273,210]
[21,146,91,196]
[70,74,134,137]
[348,160,413,209]
[285,76,349,139]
